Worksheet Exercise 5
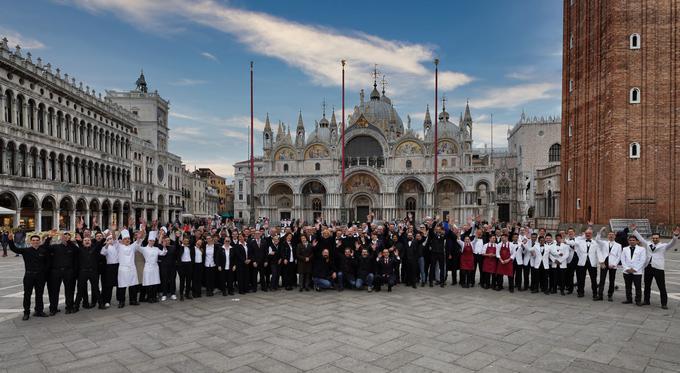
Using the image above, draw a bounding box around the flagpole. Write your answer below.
[340,60,346,223]
[249,61,255,226]
[434,58,439,217]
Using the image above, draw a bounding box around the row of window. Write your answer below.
[2,90,130,159]
[569,33,640,50]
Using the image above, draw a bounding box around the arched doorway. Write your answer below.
[113,200,122,227]
[436,179,464,223]
[157,194,165,224]
[89,199,100,228]
[19,194,38,230]
[344,172,381,222]
[59,196,75,230]
[397,179,425,220]
[301,181,326,222]
[123,201,131,226]
[41,195,57,231]
[268,183,294,223]
[102,199,111,228]
[0,192,18,227]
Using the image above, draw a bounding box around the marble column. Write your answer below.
[52,209,59,230]
[69,211,76,231]
[35,209,42,232]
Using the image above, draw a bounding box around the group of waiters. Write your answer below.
[7,214,677,320]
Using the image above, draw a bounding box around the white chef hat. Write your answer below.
[160,226,168,234]
[103,229,110,236]
[121,229,130,239]
[148,231,158,241]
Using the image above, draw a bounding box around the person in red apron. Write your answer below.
[457,235,476,288]
[481,236,498,289]
[495,234,515,292]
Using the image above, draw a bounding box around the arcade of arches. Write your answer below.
[0,191,131,231]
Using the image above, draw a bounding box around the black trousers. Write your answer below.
[48,267,75,312]
[178,262,193,296]
[576,262,598,296]
[514,264,529,290]
[623,273,642,303]
[375,274,396,289]
[473,254,483,286]
[75,270,99,306]
[269,264,280,289]
[531,267,548,292]
[405,259,418,286]
[101,264,118,305]
[598,267,616,298]
[219,269,234,293]
[549,267,565,293]
[252,263,267,290]
[459,270,473,286]
[644,265,667,306]
[299,272,312,289]
[429,252,446,284]
[116,285,138,305]
[282,263,297,288]
[480,271,494,288]
[192,263,203,297]
[236,266,249,293]
[565,255,578,292]
[23,271,46,314]
[160,265,177,296]
[494,274,514,290]
[205,266,217,294]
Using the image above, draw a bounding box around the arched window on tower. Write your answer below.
[549,143,561,162]
[630,33,640,49]
[630,87,640,103]
[629,142,640,159]
[405,197,416,212]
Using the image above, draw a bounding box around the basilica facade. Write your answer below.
[234,82,498,225]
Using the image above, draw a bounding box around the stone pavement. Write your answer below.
[0,253,679,372]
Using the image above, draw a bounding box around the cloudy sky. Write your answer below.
[1,0,562,177]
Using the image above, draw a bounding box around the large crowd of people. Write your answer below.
[6,213,678,321]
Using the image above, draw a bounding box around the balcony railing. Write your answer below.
[343,156,385,169]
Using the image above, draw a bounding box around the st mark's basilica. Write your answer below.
[234,78,501,225]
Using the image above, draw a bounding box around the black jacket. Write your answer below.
[356,256,375,278]
[75,240,103,272]
[215,245,237,270]
[312,256,335,279]
[9,238,51,273]
[376,256,399,277]
[47,240,78,270]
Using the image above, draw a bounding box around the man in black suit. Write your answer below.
[159,235,178,301]
[176,234,194,301]
[233,233,248,294]
[8,231,51,320]
[375,248,400,292]
[74,235,103,311]
[46,232,78,315]
[247,230,268,292]
[216,237,236,295]
[402,232,421,289]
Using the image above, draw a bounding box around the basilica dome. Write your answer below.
[348,85,404,134]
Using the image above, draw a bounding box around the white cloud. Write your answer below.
[170,112,198,120]
[200,51,218,61]
[505,66,537,81]
[469,83,560,109]
[63,0,472,98]
[471,119,511,149]
[169,78,207,86]
[0,27,45,50]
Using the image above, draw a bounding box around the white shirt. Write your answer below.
[595,237,622,269]
[472,238,486,255]
[194,247,203,264]
[573,237,599,267]
[224,246,231,269]
[287,242,294,262]
[181,246,192,262]
[101,242,119,264]
[204,245,215,267]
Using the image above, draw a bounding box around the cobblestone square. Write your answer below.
[1,254,679,372]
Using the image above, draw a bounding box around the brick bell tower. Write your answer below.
[561,0,680,226]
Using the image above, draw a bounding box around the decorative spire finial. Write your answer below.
[321,98,326,118]
[372,64,379,88]
[442,95,447,111]
[381,74,387,95]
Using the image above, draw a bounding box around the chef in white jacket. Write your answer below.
[631,224,679,309]
[137,230,167,303]
[620,235,647,306]
[594,227,621,302]
[102,229,143,308]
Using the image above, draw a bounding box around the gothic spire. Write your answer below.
[264,112,271,131]
[135,69,148,93]
[296,110,304,129]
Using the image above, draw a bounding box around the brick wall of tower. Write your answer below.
[561,0,680,226]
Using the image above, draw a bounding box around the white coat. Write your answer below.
[102,241,140,288]
[595,237,622,269]
[138,245,167,286]
[620,245,646,275]
[529,243,550,269]
[573,237,599,267]
[549,243,568,268]
[633,230,678,270]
